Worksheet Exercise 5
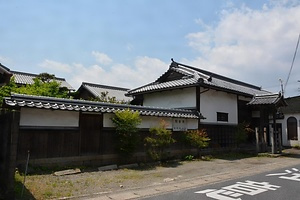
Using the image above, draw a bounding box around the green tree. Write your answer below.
[111,109,142,158]
[0,77,17,106]
[0,73,69,107]
[144,120,176,161]
[16,77,69,98]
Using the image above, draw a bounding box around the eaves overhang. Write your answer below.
[4,93,200,119]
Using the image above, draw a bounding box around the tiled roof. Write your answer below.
[11,71,74,91]
[4,93,201,119]
[127,61,271,97]
[280,96,300,114]
[0,63,13,85]
[247,93,287,106]
[0,63,12,74]
[80,82,132,102]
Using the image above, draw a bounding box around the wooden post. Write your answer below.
[0,111,20,199]
[255,127,260,153]
[278,127,282,154]
[272,112,277,154]
[263,127,267,152]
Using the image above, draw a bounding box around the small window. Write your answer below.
[287,117,298,140]
[217,112,228,122]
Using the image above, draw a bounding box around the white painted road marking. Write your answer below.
[195,180,280,200]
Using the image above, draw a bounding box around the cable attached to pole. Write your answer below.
[284,33,300,94]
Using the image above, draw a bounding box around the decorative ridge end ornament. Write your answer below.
[170,58,178,68]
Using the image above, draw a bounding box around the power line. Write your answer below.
[284,33,300,94]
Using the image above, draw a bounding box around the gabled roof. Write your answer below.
[4,93,201,119]
[127,61,271,97]
[0,63,13,85]
[247,93,287,107]
[280,95,300,114]
[11,71,74,91]
[77,82,132,102]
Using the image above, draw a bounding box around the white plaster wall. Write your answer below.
[103,113,198,130]
[20,108,79,127]
[143,87,196,109]
[200,89,238,124]
[277,114,300,147]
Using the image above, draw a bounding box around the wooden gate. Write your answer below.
[79,113,103,155]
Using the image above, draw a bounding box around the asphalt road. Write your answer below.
[143,164,300,200]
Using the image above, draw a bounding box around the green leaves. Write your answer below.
[112,109,142,158]
[144,120,176,161]
[184,129,210,149]
[0,73,69,107]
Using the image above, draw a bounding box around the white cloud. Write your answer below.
[58,56,169,90]
[0,56,12,66]
[185,1,300,97]
[39,59,72,73]
[92,51,113,65]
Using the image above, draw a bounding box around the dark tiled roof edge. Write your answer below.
[173,61,262,91]
[11,70,67,81]
[0,63,11,73]
[82,82,130,91]
[4,93,200,119]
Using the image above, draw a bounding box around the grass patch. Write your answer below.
[116,170,143,180]
[293,144,300,149]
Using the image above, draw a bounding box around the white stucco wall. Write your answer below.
[276,114,300,147]
[200,89,238,124]
[103,113,198,130]
[20,107,79,127]
[143,87,196,109]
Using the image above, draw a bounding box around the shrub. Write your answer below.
[111,109,142,158]
[184,129,210,149]
[235,122,254,147]
[144,120,176,161]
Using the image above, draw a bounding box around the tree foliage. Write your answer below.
[16,77,69,98]
[184,129,210,149]
[88,91,128,104]
[0,73,69,107]
[111,109,142,158]
[235,122,254,147]
[144,120,176,161]
[0,77,17,106]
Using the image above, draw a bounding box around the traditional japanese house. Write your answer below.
[127,60,273,147]
[75,82,132,103]
[276,95,300,147]
[11,70,75,92]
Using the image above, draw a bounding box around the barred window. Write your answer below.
[217,112,228,122]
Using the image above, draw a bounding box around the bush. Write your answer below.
[235,122,254,147]
[144,120,176,161]
[184,129,210,149]
[111,109,142,158]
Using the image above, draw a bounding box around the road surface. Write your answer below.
[143,164,300,200]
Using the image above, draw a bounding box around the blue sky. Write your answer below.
[0,0,300,97]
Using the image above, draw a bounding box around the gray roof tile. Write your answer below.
[247,93,287,106]
[11,71,74,91]
[127,61,271,97]
[80,82,132,102]
[4,93,201,119]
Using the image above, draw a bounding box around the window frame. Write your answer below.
[217,112,229,122]
[287,116,298,140]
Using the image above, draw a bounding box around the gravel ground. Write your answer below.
[16,148,300,200]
